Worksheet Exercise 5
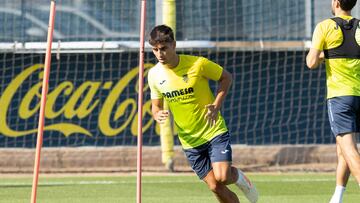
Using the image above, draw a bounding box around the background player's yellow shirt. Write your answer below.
[148,55,228,149]
[311,15,360,98]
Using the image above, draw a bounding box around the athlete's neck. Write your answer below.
[335,10,351,17]
[165,54,180,69]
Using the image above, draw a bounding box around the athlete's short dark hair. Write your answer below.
[149,25,175,46]
[339,0,357,11]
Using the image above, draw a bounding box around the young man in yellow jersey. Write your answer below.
[148,25,258,203]
[306,0,360,202]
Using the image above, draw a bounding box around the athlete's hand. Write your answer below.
[154,110,169,124]
[205,104,219,127]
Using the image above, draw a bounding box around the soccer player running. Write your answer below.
[148,25,258,203]
[306,0,360,202]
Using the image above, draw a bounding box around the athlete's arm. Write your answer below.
[205,69,232,126]
[307,22,325,69]
[306,48,324,69]
[152,98,169,124]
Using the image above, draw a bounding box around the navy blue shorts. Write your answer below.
[183,131,232,179]
[327,96,360,136]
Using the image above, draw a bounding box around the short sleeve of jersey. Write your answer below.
[312,22,326,51]
[148,68,163,99]
[200,57,223,81]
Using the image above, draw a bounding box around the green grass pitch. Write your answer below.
[0,173,358,202]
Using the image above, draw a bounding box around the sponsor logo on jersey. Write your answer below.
[162,87,194,99]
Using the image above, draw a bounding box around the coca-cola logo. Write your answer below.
[0,63,160,138]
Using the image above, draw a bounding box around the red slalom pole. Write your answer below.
[137,0,147,203]
[30,1,56,202]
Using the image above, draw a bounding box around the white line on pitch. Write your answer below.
[0,178,335,187]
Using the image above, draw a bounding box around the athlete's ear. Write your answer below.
[335,0,340,8]
[172,41,176,49]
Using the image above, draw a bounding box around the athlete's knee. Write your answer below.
[206,181,226,194]
[214,174,230,184]
[340,145,360,159]
[213,167,234,184]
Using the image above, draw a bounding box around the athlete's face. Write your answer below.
[151,41,177,65]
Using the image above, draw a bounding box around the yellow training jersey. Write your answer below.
[311,15,360,98]
[148,55,228,149]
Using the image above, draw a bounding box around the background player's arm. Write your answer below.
[205,69,232,125]
[152,98,169,124]
[306,48,324,69]
[306,22,325,69]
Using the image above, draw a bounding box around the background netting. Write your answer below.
[0,50,329,147]
[1,0,360,147]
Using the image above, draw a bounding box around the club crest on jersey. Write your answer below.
[182,74,189,83]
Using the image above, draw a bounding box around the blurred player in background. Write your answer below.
[148,24,258,203]
[306,0,360,202]
[159,100,175,172]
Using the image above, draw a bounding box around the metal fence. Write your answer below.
[2,0,360,43]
